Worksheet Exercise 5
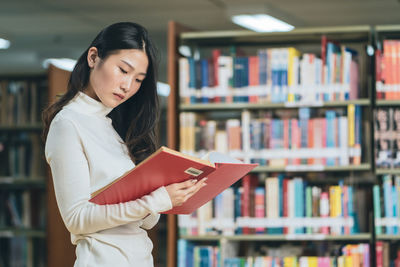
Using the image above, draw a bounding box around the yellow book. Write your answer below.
[287,47,301,103]
[334,185,342,217]
[308,257,318,267]
[329,186,336,217]
[344,255,353,267]
[348,104,355,147]
[284,256,296,267]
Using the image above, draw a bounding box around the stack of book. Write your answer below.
[376,40,400,100]
[179,37,359,105]
[180,106,362,167]
[178,175,363,236]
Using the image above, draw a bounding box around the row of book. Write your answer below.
[178,241,369,267]
[376,241,400,267]
[376,39,400,100]
[178,241,220,267]
[179,36,360,105]
[0,191,46,229]
[0,238,45,267]
[375,108,400,169]
[178,175,365,236]
[0,80,47,126]
[180,106,362,167]
[0,133,45,178]
[373,174,400,235]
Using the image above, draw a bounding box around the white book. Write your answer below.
[179,58,190,99]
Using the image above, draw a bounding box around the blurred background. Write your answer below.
[1,1,400,267]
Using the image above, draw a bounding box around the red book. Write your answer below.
[282,178,289,234]
[376,49,383,99]
[241,174,258,234]
[376,241,383,267]
[90,146,257,214]
[308,119,314,165]
[249,56,260,103]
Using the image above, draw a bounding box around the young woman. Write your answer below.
[42,22,207,267]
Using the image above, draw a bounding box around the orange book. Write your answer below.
[90,146,257,214]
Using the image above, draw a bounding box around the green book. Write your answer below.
[373,184,382,235]
[306,186,312,234]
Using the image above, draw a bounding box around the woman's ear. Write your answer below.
[87,47,99,68]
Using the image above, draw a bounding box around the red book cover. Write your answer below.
[90,146,257,214]
[321,118,327,165]
[291,119,301,165]
[384,40,393,100]
[308,119,314,165]
[282,178,289,234]
[283,118,289,165]
[212,49,221,103]
[241,174,258,234]
[376,49,383,99]
[249,56,259,103]
[376,241,383,267]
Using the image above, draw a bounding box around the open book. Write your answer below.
[89,146,258,214]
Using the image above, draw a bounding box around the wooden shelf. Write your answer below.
[181,25,371,46]
[376,100,400,106]
[0,177,46,189]
[0,124,43,131]
[375,25,400,33]
[252,163,371,173]
[376,234,400,240]
[180,233,371,242]
[0,227,46,238]
[376,169,400,175]
[180,99,370,111]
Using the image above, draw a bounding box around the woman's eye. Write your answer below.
[119,67,127,74]
[136,79,143,83]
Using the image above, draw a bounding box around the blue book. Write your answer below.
[326,110,337,166]
[271,50,280,103]
[294,178,305,234]
[258,50,267,85]
[393,185,399,234]
[178,239,187,267]
[299,108,310,165]
[373,185,382,235]
[355,105,362,146]
[199,247,211,267]
[201,59,209,103]
[347,186,355,234]
[234,187,242,235]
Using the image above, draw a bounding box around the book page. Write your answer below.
[206,151,243,164]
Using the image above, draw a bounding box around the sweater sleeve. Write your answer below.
[45,117,173,235]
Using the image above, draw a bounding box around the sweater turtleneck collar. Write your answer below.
[64,91,114,118]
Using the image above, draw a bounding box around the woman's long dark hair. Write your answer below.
[42,22,160,164]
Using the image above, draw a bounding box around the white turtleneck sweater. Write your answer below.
[45,91,172,267]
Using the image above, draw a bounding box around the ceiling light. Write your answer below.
[42,58,77,71]
[0,38,10,49]
[231,14,294,32]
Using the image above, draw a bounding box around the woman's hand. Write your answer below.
[165,177,208,207]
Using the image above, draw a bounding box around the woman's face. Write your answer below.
[84,47,149,108]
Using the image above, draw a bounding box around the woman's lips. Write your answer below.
[113,93,124,100]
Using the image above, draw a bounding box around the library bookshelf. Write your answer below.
[0,74,48,267]
[372,25,400,264]
[166,21,387,266]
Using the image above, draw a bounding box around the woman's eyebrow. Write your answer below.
[121,59,146,76]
